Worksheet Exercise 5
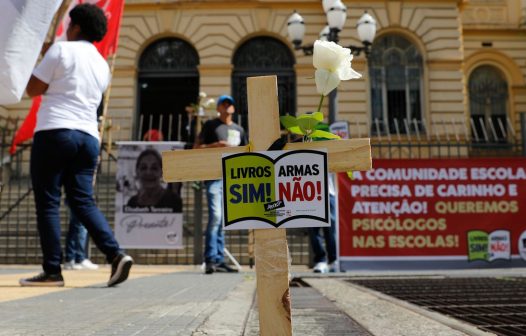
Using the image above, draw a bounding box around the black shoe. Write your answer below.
[215,262,239,273]
[108,253,133,287]
[205,262,215,274]
[19,272,64,287]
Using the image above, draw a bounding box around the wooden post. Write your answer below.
[247,76,292,335]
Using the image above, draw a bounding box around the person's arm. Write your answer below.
[26,76,49,97]
[196,140,228,149]
[193,135,203,149]
[26,43,61,97]
[193,121,227,149]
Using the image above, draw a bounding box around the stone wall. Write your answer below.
[1,0,524,142]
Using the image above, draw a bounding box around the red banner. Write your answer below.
[338,158,526,268]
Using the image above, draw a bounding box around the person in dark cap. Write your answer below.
[194,94,247,274]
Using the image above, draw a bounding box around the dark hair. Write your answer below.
[136,149,162,170]
[69,4,107,42]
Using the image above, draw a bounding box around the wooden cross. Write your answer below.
[162,76,371,335]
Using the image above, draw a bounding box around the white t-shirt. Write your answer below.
[33,41,110,140]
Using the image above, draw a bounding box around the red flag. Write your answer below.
[93,0,125,57]
[9,96,41,154]
[9,0,124,154]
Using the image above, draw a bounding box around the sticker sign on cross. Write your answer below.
[222,149,329,230]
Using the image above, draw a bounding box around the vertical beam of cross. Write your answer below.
[246,76,292,335]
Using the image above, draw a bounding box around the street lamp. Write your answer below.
[287,1,377,124]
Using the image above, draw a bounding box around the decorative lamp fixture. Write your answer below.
[319,25,330,41]
[287,5,376,57]
[286,3,378,123]
[357,11,377,51]
[322,0,336,13]
[287,11,306,49]
[326,0,347,32]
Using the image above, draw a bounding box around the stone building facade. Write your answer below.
[2,0,526,146]
[1,0,526,266]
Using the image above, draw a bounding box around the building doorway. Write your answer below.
[137,38,199,142]
[232,36,296,132]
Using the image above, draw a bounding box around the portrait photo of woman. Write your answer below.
[126,148,182,213]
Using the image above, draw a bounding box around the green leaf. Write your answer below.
[296,117,320,134]
[280,115,298,129]
[311,130,341,139]
[287,126,305,135]
[280,115,306,135]
[297,112,323,122]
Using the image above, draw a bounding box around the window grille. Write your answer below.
[232,36,296,131]
[369,35,424,134]
[469,65,509,143]
[137,38,200,141]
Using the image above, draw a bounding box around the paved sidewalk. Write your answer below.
[0,266,252,336]
[1,265,523,335]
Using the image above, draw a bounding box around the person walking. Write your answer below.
[63,206,99,270]
[194,95,247,274]
[310,173,338,273]
[19,4,132,287]
[310,122,338,273]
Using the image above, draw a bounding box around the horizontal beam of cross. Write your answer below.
[162,138,371,182]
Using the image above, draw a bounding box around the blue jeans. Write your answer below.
[65,208,88,263]
[31,129,121,274]
[309,194,336,264]
[204,180,224,264]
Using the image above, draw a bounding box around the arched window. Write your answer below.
[232,36,296,131]
[137,38,199,141]
[468,65,509,143]
[369,35,424,134]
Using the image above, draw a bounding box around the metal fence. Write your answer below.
[1,114,524,265]
[0,116,311,266]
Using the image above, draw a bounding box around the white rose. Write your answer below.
[203,98,215,109]
[313,40,361,96]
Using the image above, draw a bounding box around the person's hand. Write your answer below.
[199,140,227,149]
[213,140,228,148]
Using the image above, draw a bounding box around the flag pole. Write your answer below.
[94,52,117,187]
[50,0,73,39]
[87,52,117,259]
[98,53,117,150]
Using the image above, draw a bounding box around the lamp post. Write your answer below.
[287,0,377,124]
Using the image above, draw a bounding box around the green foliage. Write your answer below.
[279,112,340,141]
[311,130,339,139]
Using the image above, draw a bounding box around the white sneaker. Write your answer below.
[313,261,329,273]
[78,259,99,270]
[328,261,339,273]
[63,260,76,270]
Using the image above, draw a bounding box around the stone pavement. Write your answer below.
[0,265,523,335]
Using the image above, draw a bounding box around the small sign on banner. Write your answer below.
[329,121,350,139]
[222,149,329,230]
